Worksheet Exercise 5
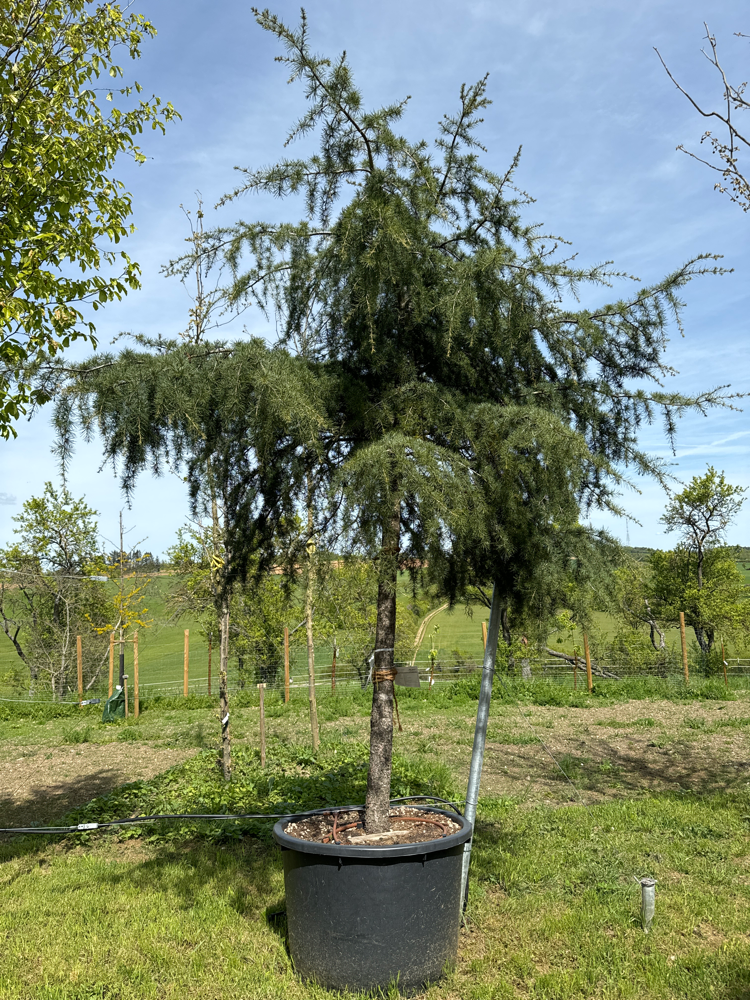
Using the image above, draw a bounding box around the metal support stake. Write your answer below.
[460,582,503,913]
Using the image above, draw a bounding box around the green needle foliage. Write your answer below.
[0,0,178,437]
[61,10,738,829]
[174,9,734,827]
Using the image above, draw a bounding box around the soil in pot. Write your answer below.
[283,805,462,846]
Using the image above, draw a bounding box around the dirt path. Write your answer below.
[0,745,193,827]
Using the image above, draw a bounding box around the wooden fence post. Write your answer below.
[722,640,728,689]
[573,652,578,690]
[184,629,189,697]
[331,641,337,693]
[208,632,212,696]
[108,632,114,698]
[679,612,689,684]
[133,631,139,719]
[77,635,83,707]
[583,634,593,693]
[257,682,266,767]
[482,621,488,650]
[284,626,290,704]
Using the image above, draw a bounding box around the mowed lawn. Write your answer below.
[1,678,750,999]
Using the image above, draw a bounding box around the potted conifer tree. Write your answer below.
[214,11,728,991]
[59,9,732,993]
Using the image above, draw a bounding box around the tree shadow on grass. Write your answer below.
[552,737,750,797]
[485,735,750,799]
[0,768,142,830]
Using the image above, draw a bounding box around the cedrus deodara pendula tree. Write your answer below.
[167,9,734,832]
[55,339,328,778]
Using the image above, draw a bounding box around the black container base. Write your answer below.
[273,806,472,995]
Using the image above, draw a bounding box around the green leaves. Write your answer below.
[0,0,178,438]
[661,467,747,548]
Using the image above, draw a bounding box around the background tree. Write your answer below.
[88,511,153,691]
[656,24,750,211]
[647,466,749,660]
[0,482,112,697]
[612,555,668,653]
[175,9,734,834]
[313,555,428,684]
[660,466,746,590]
[649,545,748,661]
[0,0,178,438]
[167,522,293,687]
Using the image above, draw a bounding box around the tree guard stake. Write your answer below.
[460,582,503,912]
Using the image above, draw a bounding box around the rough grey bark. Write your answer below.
[364,506,400,834]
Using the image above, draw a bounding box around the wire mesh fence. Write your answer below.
[2,626,750,705]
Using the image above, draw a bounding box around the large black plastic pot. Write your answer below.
[273,805,472,995]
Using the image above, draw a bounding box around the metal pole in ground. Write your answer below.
[722,640,728,689]
[460,582,503,912]
[118,629,125,690]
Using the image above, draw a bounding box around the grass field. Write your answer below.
[1,675,750,998]
[3,566,750,705]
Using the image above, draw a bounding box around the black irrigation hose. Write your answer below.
[0,795,464,837]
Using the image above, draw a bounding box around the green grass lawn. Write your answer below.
[1,678,750,998]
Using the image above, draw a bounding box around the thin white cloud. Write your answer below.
[672,430,750,459]
[0,493,16,505]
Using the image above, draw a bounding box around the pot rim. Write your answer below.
[273,804,472,859]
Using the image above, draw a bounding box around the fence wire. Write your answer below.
[2,629,750,704]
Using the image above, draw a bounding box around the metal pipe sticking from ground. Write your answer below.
[460,581,503,913]
[636,876,656,932]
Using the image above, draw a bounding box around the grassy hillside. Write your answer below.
[3,560,749,702]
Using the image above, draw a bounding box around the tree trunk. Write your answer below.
[500,604,511,647]
[644,599,666,651]
[693,623,714,656]
[305,550,320,751]
[364,505,400,834]
[219,596,231,781]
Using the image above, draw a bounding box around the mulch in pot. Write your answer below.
[283,805,462,846]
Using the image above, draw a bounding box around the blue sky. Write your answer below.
[1,0,748,555]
